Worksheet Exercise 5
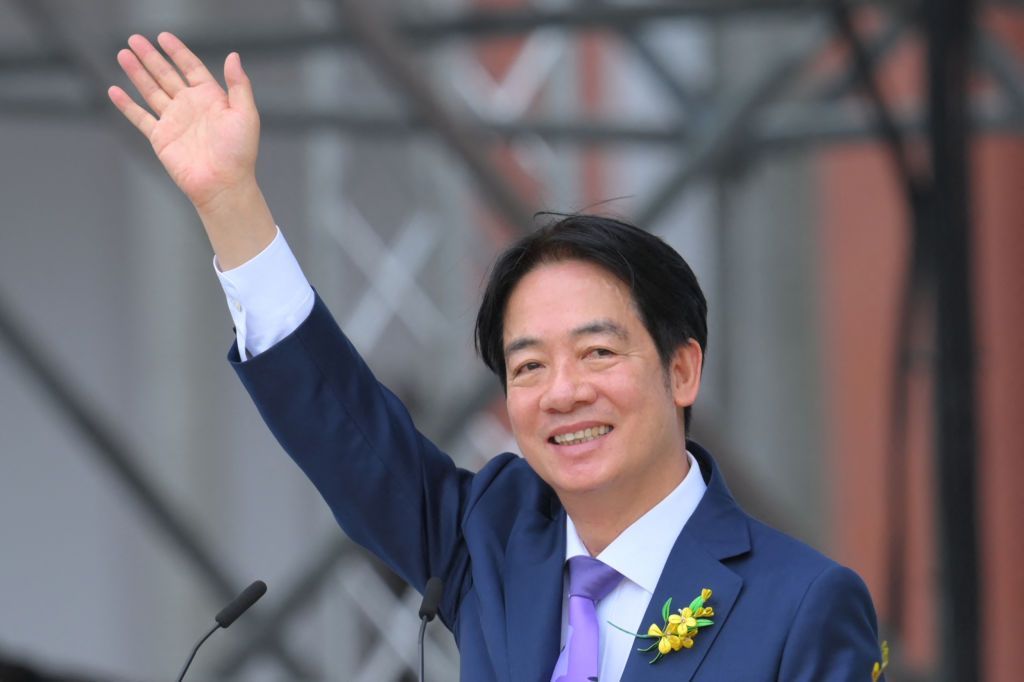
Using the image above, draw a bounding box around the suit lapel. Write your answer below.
[621,443,751,682]
[505,504,567,682]
[619,532,743,681]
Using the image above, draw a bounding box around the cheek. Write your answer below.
[601,372,648,406]
[505,393,536,434]
[602,371,673,432]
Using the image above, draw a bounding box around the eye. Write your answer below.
[511,361,542,377]
[587,347,616,360]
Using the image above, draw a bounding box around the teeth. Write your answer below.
[553,425,611,445]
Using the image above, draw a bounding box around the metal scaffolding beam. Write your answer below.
[927,0,982,679]
[0,292,315,679]
[8,0,1009,76]
[153,0,908,56]
[635,22,829,227]
[1,2,1020,81]
[978,30,1024,114]
[2,94,1021,147]
[584,0,696,109]
[332,0,536,233]
[811,6,912,101]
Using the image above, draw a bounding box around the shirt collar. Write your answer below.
[564,451,707,594]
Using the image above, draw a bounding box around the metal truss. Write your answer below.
[0,294,316,679]
[2,2,1021,221]
[1,0,1021,678]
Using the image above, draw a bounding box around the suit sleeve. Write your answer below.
[230,293,476,604]
[777,564,886,681]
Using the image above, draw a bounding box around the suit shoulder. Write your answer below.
[738,517,881,659]
[742,516,867,590]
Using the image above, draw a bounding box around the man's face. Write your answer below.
[502,259,700,505]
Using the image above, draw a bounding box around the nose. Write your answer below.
[538,361,596,413]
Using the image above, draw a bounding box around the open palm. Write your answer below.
[108,32,259,210]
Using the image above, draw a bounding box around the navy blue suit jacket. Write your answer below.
[232,295,884,681]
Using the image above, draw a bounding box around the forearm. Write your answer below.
[195,177,277,271]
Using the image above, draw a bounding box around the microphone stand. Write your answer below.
[417,577,443,682]
[177,623,220,682]
[418,616,429,682]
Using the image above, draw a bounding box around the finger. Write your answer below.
[107,85,157,138]
[224,52,256,113]
[157,31,217,87]
[116,48,170,115]
[127,33,187,97]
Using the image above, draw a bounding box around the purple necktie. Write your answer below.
[550,556,624,682]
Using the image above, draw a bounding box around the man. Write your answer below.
[109,33,885,681]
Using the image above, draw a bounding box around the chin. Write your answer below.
[522,445,614,497]
[546,467,615,499]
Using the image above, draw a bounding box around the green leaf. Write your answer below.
[661,597,672,623]
[607,621,647,638]
[689,595,704,612]
[696,619,714,627]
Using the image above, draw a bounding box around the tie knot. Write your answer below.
[567,555,622,602]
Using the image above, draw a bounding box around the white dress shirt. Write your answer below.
[214,227,314,359]
[561,455,706,681]
[215,227,709,680]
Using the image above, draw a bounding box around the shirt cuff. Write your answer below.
[214,226,315,359]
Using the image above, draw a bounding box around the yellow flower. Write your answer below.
[676,607,698,633]
[702,588,713,601]
[647,623,683,654]
[871,641,890,681]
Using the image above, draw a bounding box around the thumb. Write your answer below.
[224,52,256,112]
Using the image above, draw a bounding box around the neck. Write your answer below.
[563,453,689,556]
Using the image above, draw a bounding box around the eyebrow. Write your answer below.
[571,319,630,341]
[504,319,630,359]
[504,336,539,358]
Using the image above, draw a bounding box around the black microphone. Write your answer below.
[216,579,267,628]
[418,577,444,682]
[177,580,267,681]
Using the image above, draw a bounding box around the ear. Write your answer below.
[668,339,703,409]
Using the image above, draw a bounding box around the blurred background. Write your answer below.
[0,0,1021,680]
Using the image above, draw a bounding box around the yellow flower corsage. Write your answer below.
[610,588,715,663]
[871,640,889,681]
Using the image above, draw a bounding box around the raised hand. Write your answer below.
[109,33,257,209]
[109,32,276,269]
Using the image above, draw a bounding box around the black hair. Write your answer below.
[474,213,708,430]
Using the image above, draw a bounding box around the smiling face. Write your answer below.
[502,259,701,509]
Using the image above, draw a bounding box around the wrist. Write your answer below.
[193,175,262,217]
[195,178,277,271]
